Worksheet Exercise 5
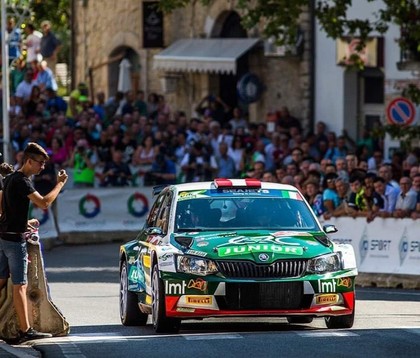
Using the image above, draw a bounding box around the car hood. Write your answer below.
[172,230,333,263]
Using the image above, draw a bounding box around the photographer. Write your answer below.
[144,147,177,186]
[67,139,97,188]
[0,143,68,342]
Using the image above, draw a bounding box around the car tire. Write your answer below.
[325,310,355,329]
[120,261,148,326]
[324,296,355,329]
[151,265,181,333]
[287,316,313,324]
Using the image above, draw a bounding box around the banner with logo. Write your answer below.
[325,217,420,275]
[29,204,58,240]
[56,188,154,233]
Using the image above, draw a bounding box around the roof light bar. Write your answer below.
[214,178,261,189]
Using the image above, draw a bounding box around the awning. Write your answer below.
[153,38,260,75]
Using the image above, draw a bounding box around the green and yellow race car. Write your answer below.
[119,179,357,333]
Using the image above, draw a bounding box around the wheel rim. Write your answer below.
[152,268,159,327]
[120,264,128,320]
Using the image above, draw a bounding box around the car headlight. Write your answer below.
[306,253,342,274]
[176,256,218,276]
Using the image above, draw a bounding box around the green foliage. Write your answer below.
[373,123,420,151]
[403,84,420,105]
[28,0,70,63]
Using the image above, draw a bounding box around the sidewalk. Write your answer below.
[0,340,40,357]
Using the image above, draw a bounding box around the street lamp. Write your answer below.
[1,0,31,163]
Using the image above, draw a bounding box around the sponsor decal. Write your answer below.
[332,237,352,245]
[316,294,339,305]
[178,190,207,200]
[79,194,101,218]
[186,296,213,305]
[128,256,136,265]
[165,280,187,295]
[129,267,140,283]
[186,249,207,257]
[218,244,303,257]
[197,241,209,247]
[187,278,208,292]
[337,277,352,289]
[142,255,151,268]
[159,261,173,268]
[317,279,337,293]
[221,188,268,194]
[160,253,173,261]
[127,192,149,218]
[399,228,409,265]
[359,227,369,263]
[176,307,195,313]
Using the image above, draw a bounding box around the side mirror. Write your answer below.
[323,224,338,234]
[145,227,163,236]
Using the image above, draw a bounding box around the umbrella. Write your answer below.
[117,58,132,93]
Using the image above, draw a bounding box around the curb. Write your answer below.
[0,340,40,357]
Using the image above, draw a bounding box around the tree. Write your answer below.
[159,0,420,147]
[29,0,70,63]
[159,0,419,59]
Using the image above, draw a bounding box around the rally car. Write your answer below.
[119,179,357,333]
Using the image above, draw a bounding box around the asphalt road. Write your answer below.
[13,242,420,357]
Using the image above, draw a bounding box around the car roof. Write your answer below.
[170,180,299,193]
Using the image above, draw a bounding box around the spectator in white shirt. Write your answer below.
[24,23,42,63]
[393,176,417,218]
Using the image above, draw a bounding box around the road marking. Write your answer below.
[297,331,359,338]
[59,344,86,358]
[46,267,119,273]
[183,333,243,340]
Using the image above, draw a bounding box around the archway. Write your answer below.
[212,11,249,119]
[108,46,140,98]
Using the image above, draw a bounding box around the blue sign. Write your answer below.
[386,97,415,126]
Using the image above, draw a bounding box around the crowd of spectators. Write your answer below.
[2,22,420,222]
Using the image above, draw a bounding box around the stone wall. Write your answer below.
[73,1,312,129]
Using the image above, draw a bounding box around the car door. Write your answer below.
[137,191,167,293]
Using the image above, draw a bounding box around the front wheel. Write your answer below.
[151,265,181,333]
[120,261,148,326]
[325,310,355,329]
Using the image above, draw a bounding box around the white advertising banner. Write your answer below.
[325,217,420,275]
[28,204,58,240]
[57,188,154,233]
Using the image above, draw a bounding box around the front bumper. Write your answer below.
[161,272,356,319]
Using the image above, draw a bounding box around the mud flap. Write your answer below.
[0,241,70,340]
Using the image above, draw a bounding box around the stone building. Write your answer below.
[72,0,312,129]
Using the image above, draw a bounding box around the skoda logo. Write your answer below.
[259,253,269,262]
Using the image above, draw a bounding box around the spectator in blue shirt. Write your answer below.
[45,87,67,114]
[6,17,21,64]
[34,60,57,92]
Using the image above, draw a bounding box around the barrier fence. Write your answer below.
[34,188,419,280]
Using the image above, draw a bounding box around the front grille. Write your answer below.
[216,259,307,278]
[217,282,310,310]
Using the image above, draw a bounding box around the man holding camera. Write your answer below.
[0,143,68,342]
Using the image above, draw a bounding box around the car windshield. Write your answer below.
[174,194,319,232]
